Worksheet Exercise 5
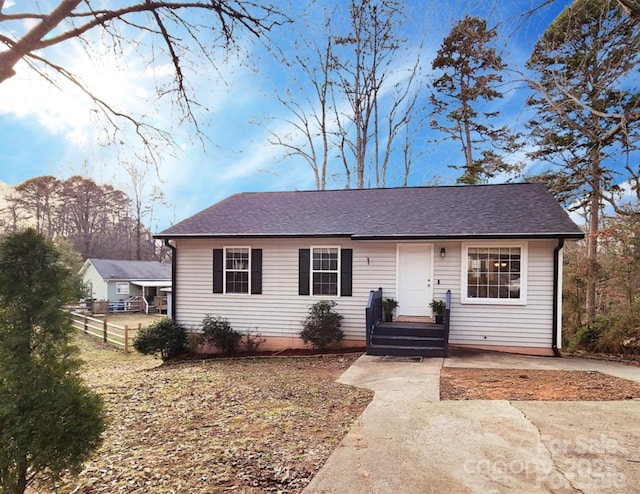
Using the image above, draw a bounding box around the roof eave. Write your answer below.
[154,232,355,240]
[155,232,585,241]
[351,232,585,241]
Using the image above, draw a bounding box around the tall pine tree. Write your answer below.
[430,15,519,185]
[526,0,640,322]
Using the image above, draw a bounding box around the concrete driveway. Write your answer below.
[303,353,640,494]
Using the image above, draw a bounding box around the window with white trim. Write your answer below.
[116,282,129,295]
[312,247,339,296]
[462,243,527,304]
[225,247,250,294]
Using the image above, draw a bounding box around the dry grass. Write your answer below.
[91,312,164,330]
[42,335,372,493]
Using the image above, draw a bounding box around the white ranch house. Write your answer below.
[156,183,583,356]
[80,258,171,314]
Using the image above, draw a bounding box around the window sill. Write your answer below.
[461,297,526,306]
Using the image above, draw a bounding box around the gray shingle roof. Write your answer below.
[87,259,171,281]
[157,183,583,239]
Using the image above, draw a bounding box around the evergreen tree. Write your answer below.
[526,0,640,322]
[430,15,519,184]
[0,229,105,494]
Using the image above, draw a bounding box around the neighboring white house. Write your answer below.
[155,183,584,356]
[79,258,172,314]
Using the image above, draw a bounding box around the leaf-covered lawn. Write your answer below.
[46,335,372,493]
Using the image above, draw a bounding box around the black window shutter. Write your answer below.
[299,249,310,296]
[213,249,223,293]
[251,249,262,294]
[340,248,353,297]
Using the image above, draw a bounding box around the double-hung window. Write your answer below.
[298,247,352,297]
[225,247,250,294]
[462,243,527,304]
[213,247,261,295]
[116,282,129,295]
[312,247,339,296]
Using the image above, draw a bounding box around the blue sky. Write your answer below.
[0,0,577,232]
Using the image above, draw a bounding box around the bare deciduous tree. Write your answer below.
[13,176,60,238]
[267,22,335,191]
[0,1,288,157]
[4,175,162,260]
[267,0,425,190]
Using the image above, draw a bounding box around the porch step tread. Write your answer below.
[372,337,445,347]
[372,344,446,350]
[374,329,446,338]
[368,344,447,357]
[373,334,444,341]
[377,321,443,330]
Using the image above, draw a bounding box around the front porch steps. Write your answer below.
[368,321,448,358]
[394,315,433,323]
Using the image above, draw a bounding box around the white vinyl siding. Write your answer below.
[174,238,396,340]
[174,238,558,351]
[446,240,556,349]
[81,263,108,301]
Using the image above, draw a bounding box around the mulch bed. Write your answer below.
[440,368,640,401]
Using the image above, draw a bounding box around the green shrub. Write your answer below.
[202,315,241,354]
[133,318,187,361]
[594,313,640,355]
[571,325,605,353]
[570,314,620,352]
[300,300,344,352]
[242,328,266,353]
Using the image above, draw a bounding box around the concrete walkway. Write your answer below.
[303,354,640,494]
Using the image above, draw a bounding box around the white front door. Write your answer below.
[397,244,433,317]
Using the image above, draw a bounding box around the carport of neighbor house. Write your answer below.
[130,280,170,313]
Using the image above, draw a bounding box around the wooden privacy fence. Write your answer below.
[71,313,141,353]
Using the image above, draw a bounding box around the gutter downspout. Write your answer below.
[164,239,177,320]
[552,238,565,357]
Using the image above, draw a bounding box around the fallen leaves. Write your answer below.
[42,336,372,493]
[440,368,640,401]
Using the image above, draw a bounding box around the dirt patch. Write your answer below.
[45,335,372,494]
[440,368,640,401]
[92,312,163,329]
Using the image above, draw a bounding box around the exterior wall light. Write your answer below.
[440,247,446,258]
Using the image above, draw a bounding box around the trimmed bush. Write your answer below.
[300,300,344,352]
[202,315,241,354]
[133,318,187,361]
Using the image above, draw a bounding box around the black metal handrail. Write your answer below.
[443,289,452,357]
[365,287,383,352]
